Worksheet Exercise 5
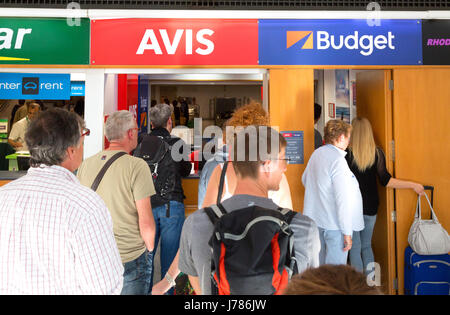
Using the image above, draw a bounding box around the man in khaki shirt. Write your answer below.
[77,111,156,295]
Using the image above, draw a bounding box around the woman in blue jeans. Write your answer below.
[346,117,424,275]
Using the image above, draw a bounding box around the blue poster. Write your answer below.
[138,75,149,135]
[281,131,304,164]
[0,73,71,99]
[259,19,422,65]
[70,81,85,96]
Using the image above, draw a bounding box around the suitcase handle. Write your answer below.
[423,185,434,207]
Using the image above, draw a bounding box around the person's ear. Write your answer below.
[260,160,273,173]
[127,128,134,139]
[65,146,76,161]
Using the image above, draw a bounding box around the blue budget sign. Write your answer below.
[0,73,71,99]
[259,19,422,65]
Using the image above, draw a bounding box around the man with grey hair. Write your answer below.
[0,108,124,294]
[134,103,191,294]
[77,110,157,295]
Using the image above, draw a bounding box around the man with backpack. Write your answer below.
[178,126,320,295]
[134,103,192,294]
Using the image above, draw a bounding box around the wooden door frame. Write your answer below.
[355,69,396,295]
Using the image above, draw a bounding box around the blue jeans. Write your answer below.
[150,200,185,295]
[121,249,153,295]
[350,215,377,275]
[318,228,349,265]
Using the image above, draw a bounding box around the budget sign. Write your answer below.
[259,19,422,65]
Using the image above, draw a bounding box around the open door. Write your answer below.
[356,70,396,294]
[392,69,450,295]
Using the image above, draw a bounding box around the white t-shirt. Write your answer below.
[9,117,29,151]
[220,163,293,210]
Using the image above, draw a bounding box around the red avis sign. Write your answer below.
[91,19,259,65]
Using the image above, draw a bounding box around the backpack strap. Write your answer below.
[216,161,229,204]
[278,207,297,224]
[204,203,227,226]
[278,207,299,276]
[91,151,127,191]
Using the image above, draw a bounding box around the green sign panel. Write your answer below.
[0,18,89,65]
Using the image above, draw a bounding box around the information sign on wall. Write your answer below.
[281,131,304,164]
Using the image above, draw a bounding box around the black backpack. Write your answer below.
[133,134,177,202]
[204,203,298,295]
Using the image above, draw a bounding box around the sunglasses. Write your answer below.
[81,127,90,137]
[275,157,291,163]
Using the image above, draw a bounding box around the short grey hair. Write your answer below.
[104,110,136,141]
[149,103,172,129]
[25,108,84,167]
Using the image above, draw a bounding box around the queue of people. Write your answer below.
[0,101,425,295]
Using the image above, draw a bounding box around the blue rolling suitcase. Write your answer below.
[404,246,450,295]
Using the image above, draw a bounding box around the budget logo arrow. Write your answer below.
[286,31,314,49]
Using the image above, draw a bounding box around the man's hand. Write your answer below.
[343,235,352,252]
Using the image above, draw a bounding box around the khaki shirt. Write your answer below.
[77,150,155,263]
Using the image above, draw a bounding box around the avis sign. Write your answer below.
[91,19,258,65]
[259,19,422,65]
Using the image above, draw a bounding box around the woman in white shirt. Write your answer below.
[302,119,363,265]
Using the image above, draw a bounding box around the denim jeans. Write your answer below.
[318,228,349,265]
[150,200,185,295]
[350,215,377,274]
[121,249,153,295]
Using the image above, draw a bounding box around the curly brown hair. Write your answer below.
[283,264,382,295]
[226,101,269,128]
[324,119,352,144]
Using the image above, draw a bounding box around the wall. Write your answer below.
[316,69,359,137]
[269,68,314,212]
[150,83,262,130]
[104,73,118,116]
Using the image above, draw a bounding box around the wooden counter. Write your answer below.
[181,175,199,217]
[0,171,26,187]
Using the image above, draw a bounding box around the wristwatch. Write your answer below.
[165,273,176,287]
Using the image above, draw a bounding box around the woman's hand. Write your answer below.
[412,183,425,195]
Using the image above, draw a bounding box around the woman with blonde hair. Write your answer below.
[346,117,424,275]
